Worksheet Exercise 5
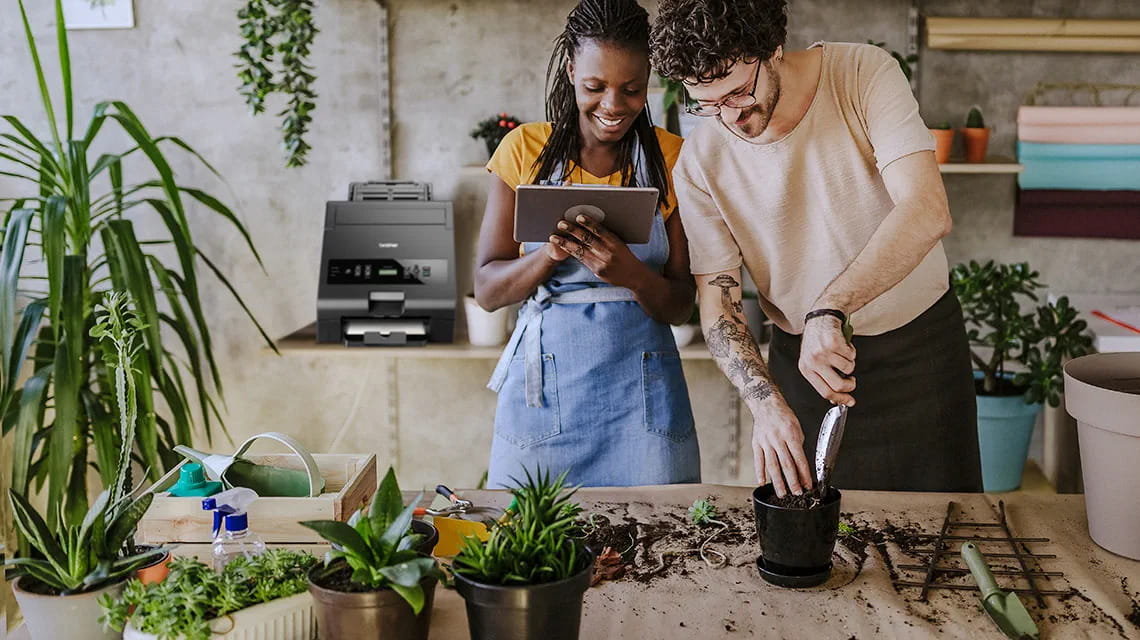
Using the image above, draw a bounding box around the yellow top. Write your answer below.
[486,122,684,220]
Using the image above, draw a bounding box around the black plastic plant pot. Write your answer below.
[453,550,595,640]
[752,485,842,588]
[411,519,439,555]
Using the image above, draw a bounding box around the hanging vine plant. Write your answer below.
[235,0,318,168]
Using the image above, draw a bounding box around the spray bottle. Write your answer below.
[202,487,266,571]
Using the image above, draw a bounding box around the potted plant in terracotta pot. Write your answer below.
[962,106,991,163]
[4,488,164,640]
[301,467,443,640]
[452,468,595,640]
[929,121,954,164]
[100,550,319,640]
[951,260,1094,492]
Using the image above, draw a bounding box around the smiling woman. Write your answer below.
[472,0,701,489]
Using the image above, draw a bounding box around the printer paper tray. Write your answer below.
[343,318,429,347]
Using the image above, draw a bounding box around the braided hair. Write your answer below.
[532,0,671,208]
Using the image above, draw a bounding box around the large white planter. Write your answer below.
[12,577,123,640]
[1064,352,1140,560]
[123,592,315,640]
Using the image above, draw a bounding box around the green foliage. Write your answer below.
[471,113,522,155]
[930,121,952,130]
[688,498,718,525]
[3,488,161,595]
[90,291,146,520]
[300,466,442,615]
[452,467,590,586]
[838,521,856,537]
[235,0,319,168]
[99,551,317,640]
[1,0,274,530]
[966,106,985,128]
[867,40,919,82]
[951,260,1094,406]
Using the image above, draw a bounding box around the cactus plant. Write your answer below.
[966,107,985,129]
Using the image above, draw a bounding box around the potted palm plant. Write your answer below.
[4,489,162,640]
[1,0,273,530]
[951,260,1094,491]
[451,468,595,640]
[300,467,443,640]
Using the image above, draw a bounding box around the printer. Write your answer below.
[317,181,455,346]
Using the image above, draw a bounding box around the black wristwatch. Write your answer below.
[804,308,847,325]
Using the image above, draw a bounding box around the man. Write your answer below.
[650,0,982,496]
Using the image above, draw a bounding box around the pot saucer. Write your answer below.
[756,556,832,588]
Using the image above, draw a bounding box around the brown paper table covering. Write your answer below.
[426,484,1140,640]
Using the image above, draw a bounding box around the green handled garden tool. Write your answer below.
[961,542,1040,640]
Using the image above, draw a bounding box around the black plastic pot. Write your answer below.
[452,550,594,640]
[411,519,439,555]
[752,485,842,588]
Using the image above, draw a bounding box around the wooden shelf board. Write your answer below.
[275,324,729,360]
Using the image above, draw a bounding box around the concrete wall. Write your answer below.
[2,0,1138,497]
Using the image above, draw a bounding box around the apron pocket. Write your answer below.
[494,354,561,448]
[642,351,695,443]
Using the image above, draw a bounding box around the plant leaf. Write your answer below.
[390,583,425,615]
[378,557,437,588]
[299,520,371,560]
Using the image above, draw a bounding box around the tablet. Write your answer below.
[514,184,659,244]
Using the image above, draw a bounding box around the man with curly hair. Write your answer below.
[651,0,981,496]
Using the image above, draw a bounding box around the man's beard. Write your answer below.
[726,64,781,139]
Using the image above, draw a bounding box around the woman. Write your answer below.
[475,0,699,488]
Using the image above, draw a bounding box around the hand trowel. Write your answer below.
[961,542,1040,640]
[813,316,854,498]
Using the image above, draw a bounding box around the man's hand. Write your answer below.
[753,401,814,497]
[798,315,856,406]
[549,215,650,288]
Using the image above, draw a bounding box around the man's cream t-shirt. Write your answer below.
[674,42,948,336]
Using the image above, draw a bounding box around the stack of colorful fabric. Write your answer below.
[1015,106,1140,238]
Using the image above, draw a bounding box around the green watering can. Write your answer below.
[961,542,1040,640]
[175,431,325,498]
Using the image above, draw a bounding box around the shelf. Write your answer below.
[275,324,728,360]
[926,17,1140,53]
[939,157,1023,174]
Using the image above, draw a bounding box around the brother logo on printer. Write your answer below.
[377,242,399,248]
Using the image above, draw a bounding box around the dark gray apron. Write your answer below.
[767,290,983,492]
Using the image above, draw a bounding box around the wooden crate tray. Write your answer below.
[138,453,376,545]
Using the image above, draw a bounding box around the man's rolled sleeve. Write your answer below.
[673,169,742,275]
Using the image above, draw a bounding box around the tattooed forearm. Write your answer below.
[704,275,778,405]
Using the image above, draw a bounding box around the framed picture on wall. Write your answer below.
[63,0,134,30]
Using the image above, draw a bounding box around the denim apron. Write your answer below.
[486,149,700,488]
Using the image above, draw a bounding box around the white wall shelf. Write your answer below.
[939,157,1024,174]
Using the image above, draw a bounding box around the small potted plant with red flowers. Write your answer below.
[471,112,521,158]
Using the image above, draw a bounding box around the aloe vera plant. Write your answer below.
[1,0,274,530]
[3,488,162,595]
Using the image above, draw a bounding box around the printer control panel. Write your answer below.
[327,258,448,285]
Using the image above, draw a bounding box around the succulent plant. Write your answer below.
[966,107,985,129]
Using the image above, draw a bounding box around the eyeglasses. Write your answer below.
[684,61,762,118]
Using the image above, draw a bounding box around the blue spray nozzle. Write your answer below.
[202,487,259,538]
[225,512,248,533]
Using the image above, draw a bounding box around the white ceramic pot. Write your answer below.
[464,294,510,347]
[12,577,123,640]
[670,324,700,348]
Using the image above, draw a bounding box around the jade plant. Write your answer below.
[951,260,1094,405]
[3,488,161,595]
[100,551,318,640]
[452,468,591,585]
[300,467,443,614]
